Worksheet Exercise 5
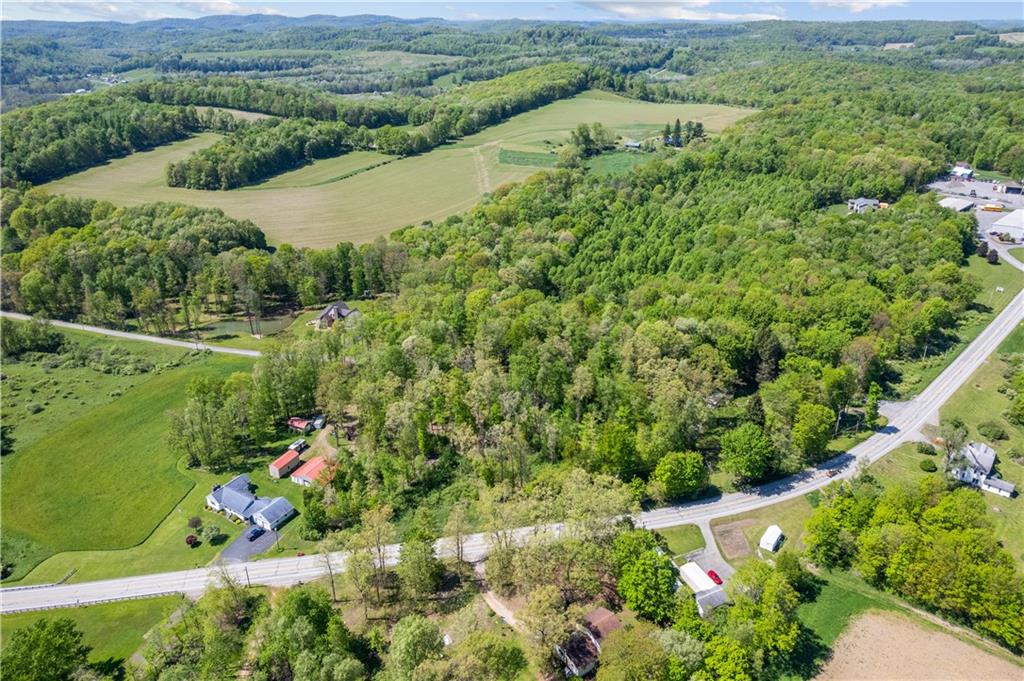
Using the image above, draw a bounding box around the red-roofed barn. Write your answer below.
[269,449,302,479]
[292,456,330,487]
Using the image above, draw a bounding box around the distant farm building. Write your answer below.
[994,180,1022,195]
[679,561,728,618]
[314,301,359,330]
[950,442,1015,498]
[951,162,974,179]
[759,525,784,552]
[623,139,642,150]
[292,455,330,487]
[847,197,880,213]
[206,474,295,530]
[554,607,622,677]
[938,196,974,212]
[269,449,302,479]
[992,209,1024,242]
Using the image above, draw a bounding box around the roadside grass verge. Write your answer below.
[0,595,183,668]
[888,256,1023,399]
[656,524,705,557]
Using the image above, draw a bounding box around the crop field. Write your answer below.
[44,91,753,248]
[0,327,254,581]
[195,105,273,122]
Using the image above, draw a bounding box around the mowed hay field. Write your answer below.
[0,329,254,581]
[44,91,753,248]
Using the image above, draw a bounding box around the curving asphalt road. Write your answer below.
[1,251,1021,613]
[0,311,261,357]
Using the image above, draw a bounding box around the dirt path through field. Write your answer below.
[816,611,1022,680]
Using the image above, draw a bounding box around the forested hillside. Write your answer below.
[3,15,1024,679]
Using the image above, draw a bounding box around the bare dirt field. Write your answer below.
[816,611,1022,681]
[713,518,754,560]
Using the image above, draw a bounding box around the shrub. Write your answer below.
[25,403,43,414]
[917,442,937,455]
[919,459,938,472]
[977,420,1008,441]
[185,534,198,547]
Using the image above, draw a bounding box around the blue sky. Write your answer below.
[3,1,1021,23]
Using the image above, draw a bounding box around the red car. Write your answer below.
[707,570,723,585]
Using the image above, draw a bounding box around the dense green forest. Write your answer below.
[3,15,1024,681]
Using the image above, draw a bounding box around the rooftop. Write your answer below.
[293,455,330,483]
[271,449,301,470]
[960,442,996,476]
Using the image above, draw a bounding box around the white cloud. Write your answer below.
[585,2,782,21]
[809,0,907,12]
[21,0,282,21]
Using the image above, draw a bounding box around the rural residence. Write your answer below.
[288,417,314,434]
[847,197,880,213]
[554,607,622,677]
[206,474,296,530]
[314,301,359,330]
[949,442,1015,498]
[679,561,728,618]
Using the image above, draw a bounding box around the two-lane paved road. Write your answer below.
[0,311,261,357]
[1,266,1021,613]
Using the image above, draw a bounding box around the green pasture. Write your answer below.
[43,91,752,248]
[1,327,254,582]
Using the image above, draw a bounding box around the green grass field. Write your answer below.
[195,105,273,122]
[1,328,255,582]
[586,150,654,176]
[43,91,753,248]
[0,596,182,667]
[657,524,705,558]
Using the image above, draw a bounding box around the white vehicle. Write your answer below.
[289,439,309,452]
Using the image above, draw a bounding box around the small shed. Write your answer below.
[759,525,784,553]
[269,449,302,479]
[288,417,313,434]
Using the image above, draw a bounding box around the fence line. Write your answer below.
[2,590,182,614]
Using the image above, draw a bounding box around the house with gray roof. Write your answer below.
[206,474,296,530]
[950,442,1015,499]
[314,301,359,330]
[847,197,880,213]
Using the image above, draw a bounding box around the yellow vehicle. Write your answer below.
[981,204,1004,212]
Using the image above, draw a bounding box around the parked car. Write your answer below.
[290,439,309,452]
[827,469,839,478]
[969,189,977,197]
[313,415,327,430]
[246,527,265,542]
[707,570,723,585]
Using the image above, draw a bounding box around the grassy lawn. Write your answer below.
[1,328,255,582]
[44,92,752,248]
[870,327,1024,565]
[1008,247,1024,264]
[0,596,182,667]
[657,524,705,558]
[888,256,1024,398]
[710,494,816,565]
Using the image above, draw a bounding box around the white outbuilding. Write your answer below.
[992,209,1024,243]
[759,525,784,553]
[938,196,974,212]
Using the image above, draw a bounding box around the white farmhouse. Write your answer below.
[950,442,1015,499]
